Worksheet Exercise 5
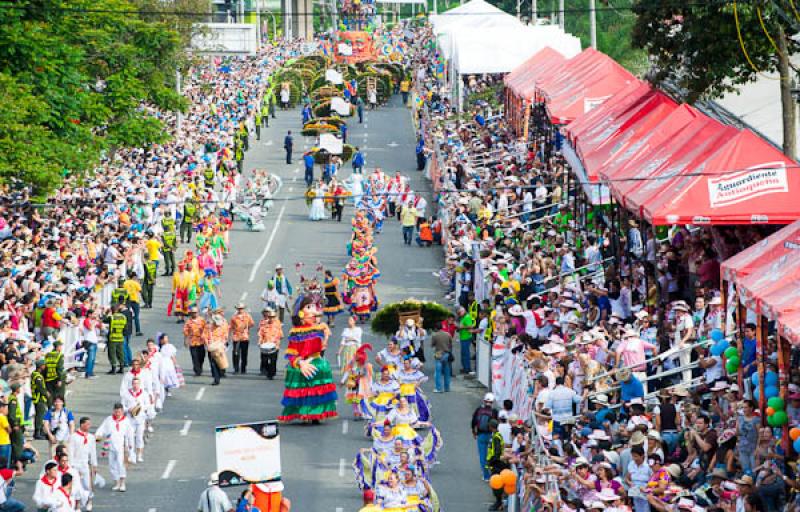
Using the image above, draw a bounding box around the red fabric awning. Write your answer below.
[736,250,800,315]
[566,80,649,146]
[579,92,679,181]
[504,47,567,101]
[539,49,636,124]
[721,219,800,282]
[780,310,800,347]
[642,130,800,225]
[598,104,704,183]
[616,118,734,215]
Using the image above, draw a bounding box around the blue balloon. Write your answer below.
[752,373,760,386]
[710,329,724,342]
[754,386,761,400]
[765,371,779,387]
[793,437,800,454]
[765,385,780,399]
[715,340,730,355]
[710,343,724,357]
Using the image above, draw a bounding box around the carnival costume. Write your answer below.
[278,295,338,422]
[323,275,345,318]
[341,344,374,416]
[395,367,430,422]
[197,269,220,312]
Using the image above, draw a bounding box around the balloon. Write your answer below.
[794,438,800,453]
[765,371,779,387]
[490,474,504,490]
[752,373,760,386]
[765,386,780,400]
[726,360,739,375]
[772,410,789,427]
[767,414,776,427]
[710,329,724,342]
[710,343,725,357]
[500,469,516,486]
[790,428,800,441]
[504,482,517,495]
[767,407,776,416]
[724,347,739,359]
[754,386,761,400]
[768,396,785,411]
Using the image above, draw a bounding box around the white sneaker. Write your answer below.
[147,425,154,433]
[112,483,121,491]
[120,483,127,492]
[129,458,137,466]
[137,454,144,463]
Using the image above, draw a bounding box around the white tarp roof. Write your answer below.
[430,0,515,34]
[450,24,582,75]
[375,0,426,4]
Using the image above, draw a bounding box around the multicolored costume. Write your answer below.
[323,276,345,317]
[278,296,338,423]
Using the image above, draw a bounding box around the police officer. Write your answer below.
[203,166,215,191]
[161,218,177,276]
[111,278,129,306]
[181,198,197,244]
[142,258,157,309]
[32,359,49,440]
[44,341,65,401]
[7,384,24,464]
[254,108,262,140]
[105,304,127,374]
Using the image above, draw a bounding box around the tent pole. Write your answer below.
[757,313,766,426]
[778,330,790,455]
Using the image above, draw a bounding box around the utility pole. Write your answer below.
[516,0,521,19]
[176,68,183,132]
[589,0,596,48]
[558,0,564,29]
[531,0,537,24]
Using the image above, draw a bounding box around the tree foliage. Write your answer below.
[631,0,797,103]
[0,0,189,195]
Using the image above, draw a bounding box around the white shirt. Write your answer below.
[341,327,363,347]
[68,430,98,469]
[48,486,75,512]
[197,485,233,512]
[95,415,134,452]
[33,475,60,509]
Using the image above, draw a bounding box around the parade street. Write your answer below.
[15,97,488,512]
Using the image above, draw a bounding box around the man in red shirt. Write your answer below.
[41,299,62,340]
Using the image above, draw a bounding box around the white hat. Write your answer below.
[405,318,416,327]
[484,392,495,403]
[587,501,606,510]
[540,343,564,355]
[589,429,610,441]
[634,310,649,320]
[708,296,722,305]
[549,334,564,344]
[593,394,609,405]
[208,472,220,486]
[622,328,639,339]
[508,305,524,316]
[729,384,740,392]
[648,430,662,441]
[597,489,619,501]
[710,380,730,392]
[573,457,590,467]
[275,263,283,269]
[603,450,620,467]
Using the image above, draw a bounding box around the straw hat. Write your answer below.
[616,368,632,382]
[666,464,682,478]
[671,385,690,397]
[629,431,646,445]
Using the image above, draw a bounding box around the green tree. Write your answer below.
[631,0,799,158]
[0,0,188,195]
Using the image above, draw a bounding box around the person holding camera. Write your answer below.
[42,396,75,459]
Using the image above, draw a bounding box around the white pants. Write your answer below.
[74,464,92,493]
[132,417,146,450]
[679,346,692,384]
[109,449,126,481]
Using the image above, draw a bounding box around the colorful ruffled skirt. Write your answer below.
[399,384,431,423]
[278,356,338,422]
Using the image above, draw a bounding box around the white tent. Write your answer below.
[450,24,582,75]
[430,0,517,34]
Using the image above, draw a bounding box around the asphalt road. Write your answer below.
[17,96,491,511]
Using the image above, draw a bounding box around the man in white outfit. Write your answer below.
[121,377,150,464]
[48,473,75,512]
[33,462,60,510]
[95,403,134,492]
[68,416,97,510]
[55,451,90,510]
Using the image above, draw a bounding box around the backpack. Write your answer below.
[477,407,493,432]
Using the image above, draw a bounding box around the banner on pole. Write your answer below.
[320,133,344,155]
[215,420,281,487]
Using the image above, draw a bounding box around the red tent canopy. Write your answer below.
[598,105,704,183]
[642,130,800,225]
[566,80,649,146]
[504,47,567,101]
[721,219,800,283]
[539,49,636,124]
[780,309,800,347]
[617,119,735,215]
[736,250,800,315]
[579,92,678,181]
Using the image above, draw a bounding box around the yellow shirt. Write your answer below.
[145,239,162,261]
[0,415,10,445]
[400,206,418,227]
[123,280,142,303]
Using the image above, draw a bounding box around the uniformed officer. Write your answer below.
[105,304,127,375]
[161,219,177,276]
[181,198,198,245]
[142,259,157,309]
[7,384,24,463]
[44,341,65,401]
[32,359,49,440]
[254,108,262,140]
[111,278,129,306]
[203,166,215,190]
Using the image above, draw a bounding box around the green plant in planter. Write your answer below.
[370,300,452,337]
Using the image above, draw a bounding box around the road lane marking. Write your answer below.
[180,420,192,436]
[265,140,273,146]
[239,291,248,302]
[336,508,344,512]
[342,420,349,435]
[293,167,300,174]
[338,457,346,477]
[248,201,287,283]
[195,387,205,401]
[162,460,177,479]
[288,187,294,192]
[148,508,157,512]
